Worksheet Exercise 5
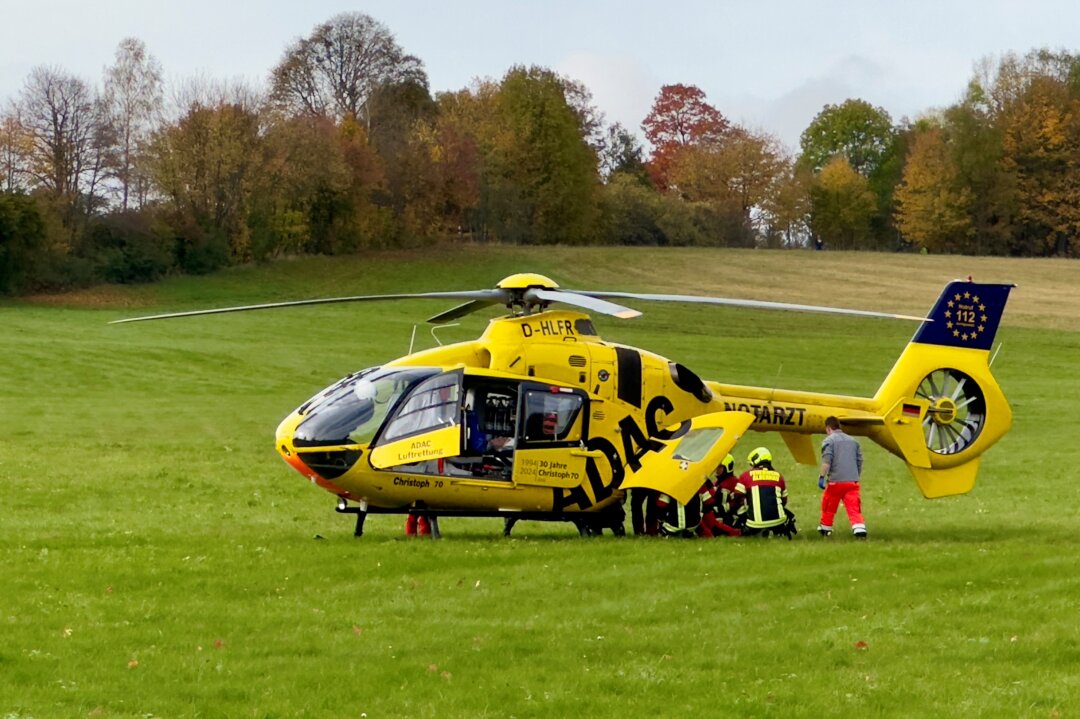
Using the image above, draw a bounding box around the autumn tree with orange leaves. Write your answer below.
[810,156,878,250]
[667,127,789,245]
[1000,75,1080,257]
[894,126,975,253]
[641,84,729,189]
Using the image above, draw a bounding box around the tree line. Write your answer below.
[1,13,1078,294]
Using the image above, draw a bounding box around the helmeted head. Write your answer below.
[748,446,772,467]
[716,453,735,477]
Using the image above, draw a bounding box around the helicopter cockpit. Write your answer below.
[284,366,589,486]
[291,366,444,448]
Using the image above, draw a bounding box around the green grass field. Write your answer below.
[3,246,1078,718]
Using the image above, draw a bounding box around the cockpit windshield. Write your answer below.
[293,367,439,447]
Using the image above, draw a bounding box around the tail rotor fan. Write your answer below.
[916,368,987,455]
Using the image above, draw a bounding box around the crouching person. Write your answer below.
[735,447,797,540]
[702,453,744,537]
[655,481,712,538]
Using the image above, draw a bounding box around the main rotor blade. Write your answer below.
[526,288,642,319]
[427,298,504,324]
[110,289,506,324]
[569,290,929,322]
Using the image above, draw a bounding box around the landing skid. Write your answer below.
[333,498,626,538]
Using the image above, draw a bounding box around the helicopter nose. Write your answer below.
[279,443,316,479]
[276,414,319,480]
[275,412,364,493]
[286,447,364,480]
[277,440,365,499]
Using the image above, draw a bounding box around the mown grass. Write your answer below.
[2,246,1079,718]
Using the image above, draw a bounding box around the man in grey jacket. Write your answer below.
[817,416,867,539]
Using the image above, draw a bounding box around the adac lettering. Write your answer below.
[394,438,439,463]
[725,401,806,426]
[521,319,576,338]
[553,395,678,512]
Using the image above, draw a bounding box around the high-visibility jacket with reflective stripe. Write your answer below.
[656,490,704,534]
[713,473,741,516]
[736,468,788,529]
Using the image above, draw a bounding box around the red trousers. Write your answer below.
[701,513,742,537]
[820,482,864,529]
[405,513,431,536]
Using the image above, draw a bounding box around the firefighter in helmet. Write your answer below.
[734,447,797,539]
[702,453,743,536]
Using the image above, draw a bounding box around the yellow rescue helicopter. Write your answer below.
[114,273,1013,536]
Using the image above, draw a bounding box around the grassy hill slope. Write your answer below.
[2,247,1077,718]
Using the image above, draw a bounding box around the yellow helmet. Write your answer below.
[719,453,735,474]
[748,447,772,466]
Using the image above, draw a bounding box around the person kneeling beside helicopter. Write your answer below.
[701,453,744,537]
[734,447,797,539]
[655,481,714,538]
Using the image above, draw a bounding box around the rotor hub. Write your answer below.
[927,396,957,425]
[495,273,559,290]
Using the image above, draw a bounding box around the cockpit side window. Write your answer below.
[379,373,462,443]
[520,390,584,446]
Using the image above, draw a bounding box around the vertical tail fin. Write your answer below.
[910,280,1014,351]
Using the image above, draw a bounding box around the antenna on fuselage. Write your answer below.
[767,363,784,403]
[430,323,460,347]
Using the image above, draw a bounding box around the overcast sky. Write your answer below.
[2,0,1076,151]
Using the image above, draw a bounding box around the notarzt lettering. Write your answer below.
[724,402,806,426]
